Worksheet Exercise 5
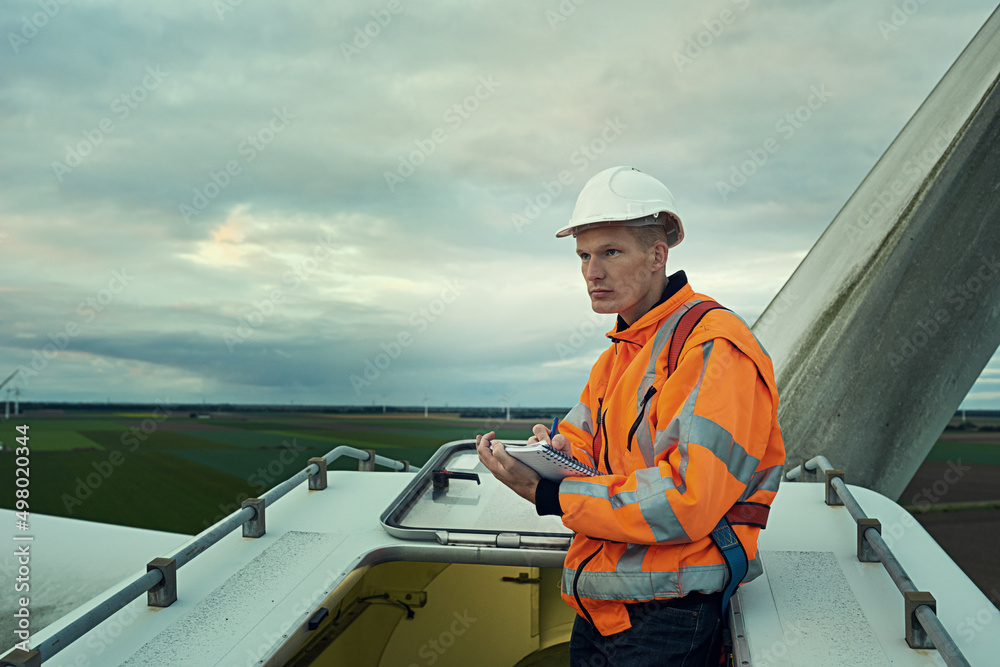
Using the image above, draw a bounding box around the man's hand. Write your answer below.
[527,423,573,455]
[476,431,540,504]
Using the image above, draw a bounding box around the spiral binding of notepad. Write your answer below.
[541,445,599,476]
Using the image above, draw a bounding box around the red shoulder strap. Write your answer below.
[666,300,724,376]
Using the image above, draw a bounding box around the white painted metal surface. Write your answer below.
[746,483,999,666]
[0,510,188,652]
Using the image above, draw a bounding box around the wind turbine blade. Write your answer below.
[0,369,18,391]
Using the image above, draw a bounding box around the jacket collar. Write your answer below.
[609,271,692,345]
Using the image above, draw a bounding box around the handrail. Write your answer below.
[4,445,417,666]
[785,456,971,667]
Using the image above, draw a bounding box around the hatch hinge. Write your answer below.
[497,532,520,548]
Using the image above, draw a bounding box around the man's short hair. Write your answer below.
[627,222,669,249]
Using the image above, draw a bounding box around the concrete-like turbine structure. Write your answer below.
[754,7,1000,500]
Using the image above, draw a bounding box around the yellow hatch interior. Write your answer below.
[286,561,575,666]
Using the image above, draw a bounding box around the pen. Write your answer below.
[550,417,559,441]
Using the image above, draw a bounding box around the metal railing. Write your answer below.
[1,446,416,667]
[785,456,971,667]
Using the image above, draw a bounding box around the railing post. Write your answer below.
[358,449,376,471]
[905,591,937,649]
[147,557,177,607]
[308,457,328,490]
[242,498,266,538]
[825,469,845,506]
[398,460,410,472]
[857,519,881,562]
[0,649,41,667]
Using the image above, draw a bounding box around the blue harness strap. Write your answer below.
[710,516,749,616]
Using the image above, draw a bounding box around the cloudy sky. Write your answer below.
[2,0,998,409]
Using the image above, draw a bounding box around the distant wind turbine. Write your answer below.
[423,394,429,419]
[0,370,18,420]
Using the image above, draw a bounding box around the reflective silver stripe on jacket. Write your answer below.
[564,401,594,435]
[563,552,763,602]
[737,464,783,501]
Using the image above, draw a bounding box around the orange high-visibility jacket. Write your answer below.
[556,277,785,636]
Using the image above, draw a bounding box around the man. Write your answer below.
[477,166,785,666]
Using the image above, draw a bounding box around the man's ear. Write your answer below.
[650,241,669,272]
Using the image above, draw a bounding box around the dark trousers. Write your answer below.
[569,592,724,667]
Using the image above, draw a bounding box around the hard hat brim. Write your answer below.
[555,213,685,248]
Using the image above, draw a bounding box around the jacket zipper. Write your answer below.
[572,543,604,628]
[600,406,612,474]
[627,386,657,452]
[593,397,604,469]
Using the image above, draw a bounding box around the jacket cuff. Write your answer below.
[534,478,564,516]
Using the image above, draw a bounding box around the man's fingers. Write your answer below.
[551,433,572,453]
[491,440,507,460]
[476,432,497,466]
[530,423,552,444]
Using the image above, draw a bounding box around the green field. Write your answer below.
[923,440,1000,466]
[0,411,545,534]
[2,410,997,536]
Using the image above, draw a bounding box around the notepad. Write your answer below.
[504,442,600,480]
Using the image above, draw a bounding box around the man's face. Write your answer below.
[575,225,665,324]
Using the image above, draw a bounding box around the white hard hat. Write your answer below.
[556,166,684,247]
